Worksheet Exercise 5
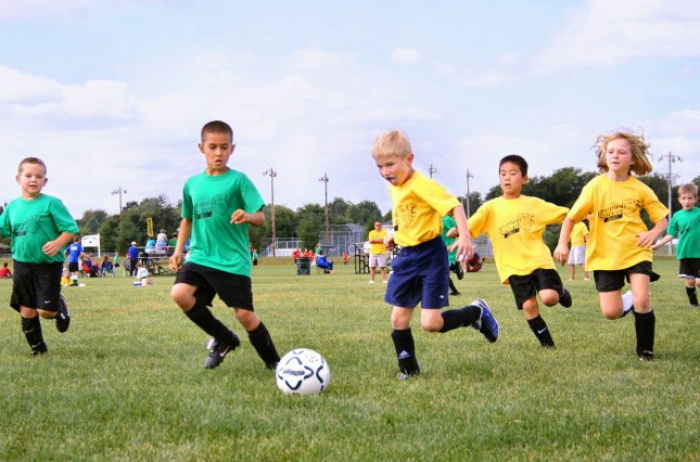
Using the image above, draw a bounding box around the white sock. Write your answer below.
[622,290,633,313]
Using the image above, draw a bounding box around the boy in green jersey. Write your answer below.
[0,157,78,355]
[169,121,280,370]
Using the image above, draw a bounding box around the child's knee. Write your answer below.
[171,284,194,310]
[539,289,559,307]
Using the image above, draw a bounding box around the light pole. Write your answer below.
[658,151,682,255]
[319,173,329,245]
[465,169,474,218]
[263,168,277,258]
[428,164,438,179]
[112,187,127,222]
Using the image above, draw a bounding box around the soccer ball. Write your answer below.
[275,348,331,396]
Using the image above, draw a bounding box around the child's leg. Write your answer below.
[685,276,698,306]
[568,264,575,281]
[629,273,654,359]
[420,305,481,333]
[391,307,419,375]
[582,264,589,280]
[523,297,555,348]
[599,290,624,319]
[20,306,47,355]
[171,283,235,342]
[235,309,280,369]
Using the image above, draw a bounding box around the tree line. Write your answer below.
[1,169,698,254]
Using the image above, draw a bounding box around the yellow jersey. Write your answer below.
[389,171,460,247]
[568,175,668,271]
[570,221,588,247]
[368,229,387,255]
[468,195,568,283]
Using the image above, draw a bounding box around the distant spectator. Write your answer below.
[127,242,140,276]
[0,262,12,278]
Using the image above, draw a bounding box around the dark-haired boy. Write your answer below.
[468,154,571,348]
[169,120,280,370]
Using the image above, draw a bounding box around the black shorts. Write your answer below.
[508,269,563,310]
[68,262,79,272]
[10,261,63,312]
[679,258,700,279]
[593,261,655,292]
[174,262,254,311]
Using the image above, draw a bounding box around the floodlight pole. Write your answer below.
[319,173,329,245]
[111,187,127,222]
[658,151,682,255]
[263,168,277,258]
[428,164,438,179]
[465,169,474,218]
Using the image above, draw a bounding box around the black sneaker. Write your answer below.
[31,342,48,356]
[638,350,655,362]
[454,263,464,280]
[559,287,572,308]
[204,331,241,369]
[266,361,279,371]
[55,295,70,333]
[396,369,420,381]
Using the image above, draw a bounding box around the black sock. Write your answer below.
[184,303,232,341]
[527,315,555,348]
[248,322,280,366]
[391,328,420,375]
[439,305,481,332]
[634,310,655,355]
[448,277,458,294]
[21,316,45,350]
[686,287,698,305]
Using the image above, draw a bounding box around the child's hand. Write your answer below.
[384,234,395,250]
[230,209,248,224]
[169,253,182,271]
[636,231,657,248]
[553,243,569,265]
[42,240,61,257]
[446,227,459,238]
[450,236,474,263]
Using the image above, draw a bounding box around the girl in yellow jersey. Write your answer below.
[555,130,668,361]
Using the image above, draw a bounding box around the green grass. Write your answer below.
[0,259,698,461]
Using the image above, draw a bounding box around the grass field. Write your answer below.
[0,258,698,461]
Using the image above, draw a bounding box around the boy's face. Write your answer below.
[499,161,527,199]
[16,163,48,199]
[199,131,235,175]
[374,153,414,186]
[678,193,698,210]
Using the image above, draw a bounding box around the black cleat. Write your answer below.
[638,350,655,362]
[559,287,572,308]
[204,331,241,369]
[55,295,70,333]
[31,342,48,356]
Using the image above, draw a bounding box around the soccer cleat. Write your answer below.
[638,350,655,362]
[559,287,572,308]
[266,361,279,371]
[31,342,48,356]
[368,280,375,284]
[470,299,499,343]
[204,331,241,369]
[396,369,420,381]
[55,295,70,333]
[455,263,464,281]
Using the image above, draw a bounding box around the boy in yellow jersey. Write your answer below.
[469,155,571,349]
[371,130,499,379]
[555,130,667,361]
[568,220,589,281]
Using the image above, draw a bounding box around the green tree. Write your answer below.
[297,215,323,250]
[98,216,120,253]
[328,198,351,225]
[78,209,109,235]
[345,200,382,228]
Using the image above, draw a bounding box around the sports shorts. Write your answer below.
[369,254,387,268]
[174,262,254,311]
[10,261,63,312]
[508,268,564,310]
[679,258,700,279]
[593,261,657,293]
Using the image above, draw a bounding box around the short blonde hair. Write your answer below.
[371,130,412,160]
[594,130,653,176]
[18,157,47,175]
[679,182,698,197]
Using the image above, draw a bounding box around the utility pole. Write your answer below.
[658,151,682,255]
[428,164,438,179]
[111,187,127,222]
[319,173,329,245]
[465,169,474,218]
[263,168,277,258]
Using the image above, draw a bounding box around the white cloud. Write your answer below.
[532,0,700,73]
[658,109,700,136]
[454,71,517,88]
[288,48,355,71]
[389,48,421,64]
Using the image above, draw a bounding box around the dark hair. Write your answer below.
[201,120,233,142]
[499,154,528,177]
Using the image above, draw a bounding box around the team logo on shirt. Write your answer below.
[12,214,42,236]
[395,204,417,230]
[194,194,235,220]
[498,213,534,239]
[598,200,641,223]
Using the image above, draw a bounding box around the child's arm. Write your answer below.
[169,218,192,271]
[651,233,674,250]
[231,209,265,226]
[449,205,474,262]
[638,217,668,248]
[554,217,575,265]
[42,232,75,257]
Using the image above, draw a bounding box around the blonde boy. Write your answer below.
[371,130,499,378]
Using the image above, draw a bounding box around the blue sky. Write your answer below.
[1,0,698,218]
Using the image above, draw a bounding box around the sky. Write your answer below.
[1,0,699,219]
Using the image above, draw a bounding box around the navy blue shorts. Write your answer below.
[174,262,254,311]
[384,236,449,309]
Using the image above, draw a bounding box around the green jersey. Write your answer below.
[0,194,78,264]
[181,169,265,276]
[441,215,458,264]
[667,207,700,259]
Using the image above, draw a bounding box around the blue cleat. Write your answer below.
[470,299,499,343]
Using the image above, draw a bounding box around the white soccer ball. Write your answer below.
[276,348,331,396]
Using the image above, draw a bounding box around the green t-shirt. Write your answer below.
[181,169,265,276]
[441,215,458,264]
[0,194,79,264]
[667,207,700,259]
